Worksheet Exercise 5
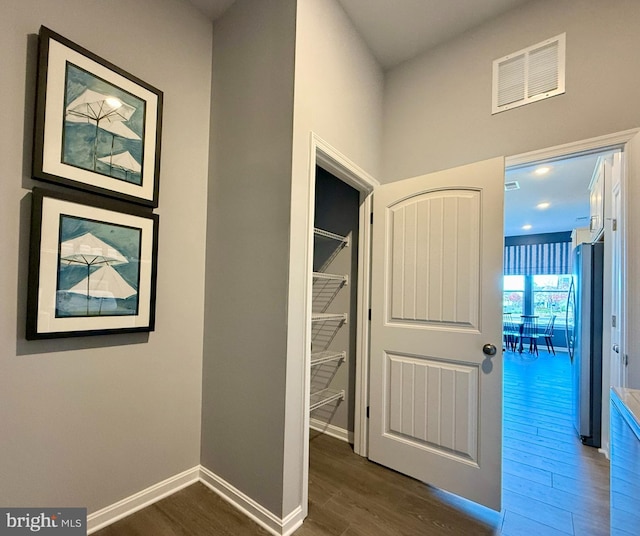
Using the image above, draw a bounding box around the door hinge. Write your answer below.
[368,309,372,321]
[612,315,617,328]
[624,354,629,366]
[366,406,370,418]
[612,218,618,231]
[370,212,373,225]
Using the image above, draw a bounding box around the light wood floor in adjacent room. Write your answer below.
[96,350,609,536]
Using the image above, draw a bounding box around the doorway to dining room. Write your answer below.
[499,147,618,535]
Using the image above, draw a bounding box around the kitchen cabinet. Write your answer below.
[571,226,591,249]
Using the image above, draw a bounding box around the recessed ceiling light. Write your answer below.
[534,166,551,176]
[536,202,550,210]
[522,224,532,230]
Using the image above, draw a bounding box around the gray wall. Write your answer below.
[382,0,640,182]
[0,0,211,513]
[201,0,297,517]
[294,0,384,178]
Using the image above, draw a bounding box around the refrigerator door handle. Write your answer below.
[565,277,575,361]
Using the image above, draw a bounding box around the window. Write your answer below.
[504,273,571,321]
[533,274,571,323]
[503,275,525,315]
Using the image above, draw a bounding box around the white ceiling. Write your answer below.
[335,0,531,69]
[187,0,236,21]
[187,0,603,238]
[504,154,608,238]
[188,0,531,69]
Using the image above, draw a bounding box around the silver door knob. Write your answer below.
[613,344,620,354]
[482,344,497,356]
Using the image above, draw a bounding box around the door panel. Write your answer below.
[386,353,478,461]
[369,157,504,511]
[388,190,480,327]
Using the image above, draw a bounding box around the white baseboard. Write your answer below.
[87,465,304,535]
[309,418,353,443]
[87,466,200,534]
[598,444,610,460]
[199,465,303,536]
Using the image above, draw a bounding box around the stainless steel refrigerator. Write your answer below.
[566,242,603,448]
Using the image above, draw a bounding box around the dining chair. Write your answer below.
[540,315,557,355]
[502,313,519,351]
[520,315,539,355]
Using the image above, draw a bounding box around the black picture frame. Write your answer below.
[26,187,159,340]
[33,26,163,207]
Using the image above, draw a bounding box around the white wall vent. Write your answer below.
[492,33,566,114]
[504,180,520,191]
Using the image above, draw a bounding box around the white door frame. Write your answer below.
[505,129,639,167]
[312,135,379,455]
[301,133,378,515]
[610,151,626,390]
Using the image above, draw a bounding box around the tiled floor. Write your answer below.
[500,349,609,535]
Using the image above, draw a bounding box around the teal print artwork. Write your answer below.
[62,63,146,186]
[56,215,142,318]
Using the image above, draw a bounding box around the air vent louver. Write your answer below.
[497,55,525,107]
[492,34,565,114]
[504,181,520,191]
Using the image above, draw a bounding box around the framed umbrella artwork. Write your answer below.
[33,26,163,207]
[26,187,159,339]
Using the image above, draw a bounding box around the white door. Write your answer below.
[369,157,504,511]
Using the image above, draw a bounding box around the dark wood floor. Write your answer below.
[96,350,609,535]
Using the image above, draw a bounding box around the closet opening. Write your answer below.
[300,135,377,520]
[310,167,360,442]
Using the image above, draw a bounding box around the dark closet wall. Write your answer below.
[312,167,360,434]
